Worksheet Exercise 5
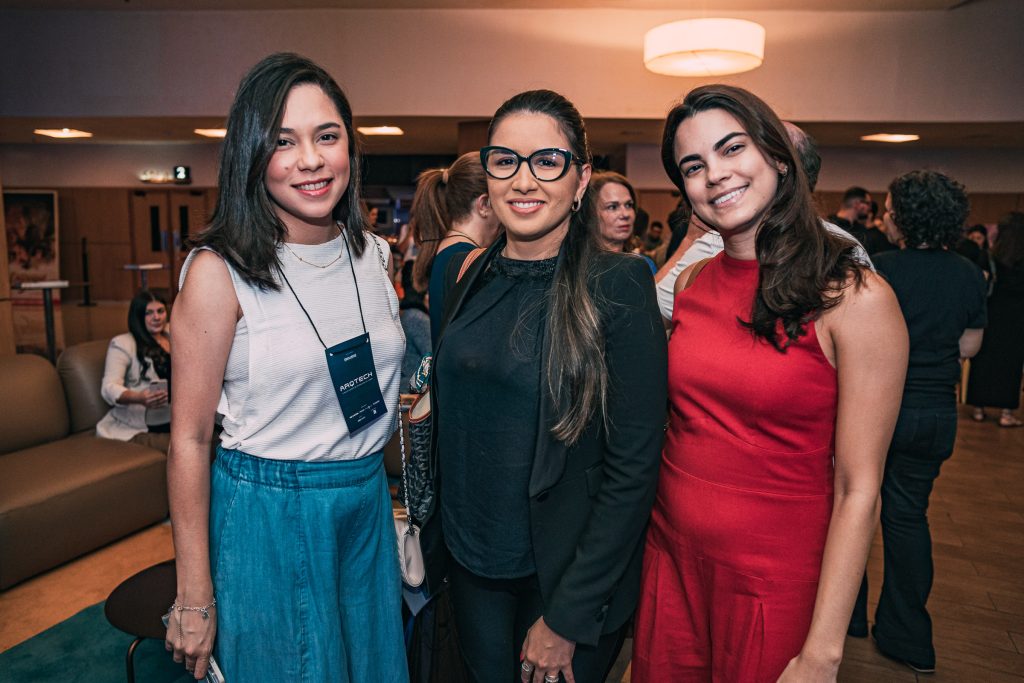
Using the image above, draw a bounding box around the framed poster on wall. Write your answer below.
[3,190,64,354]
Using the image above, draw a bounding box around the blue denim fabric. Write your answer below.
[852,405,958,669]
[209,447,409,683]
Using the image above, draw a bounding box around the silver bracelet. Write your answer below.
[171,598,217,620]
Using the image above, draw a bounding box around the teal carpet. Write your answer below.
[0,603,192,683]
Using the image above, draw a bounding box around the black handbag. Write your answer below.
[403,385,434,523]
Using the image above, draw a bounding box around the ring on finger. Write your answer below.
[544,674,560,683]
[521,661,535,673]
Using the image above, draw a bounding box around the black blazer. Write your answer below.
[421,235,668,647]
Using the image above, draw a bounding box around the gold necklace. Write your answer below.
[282,228,344,269]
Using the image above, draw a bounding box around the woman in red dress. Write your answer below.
[632,85,909,682]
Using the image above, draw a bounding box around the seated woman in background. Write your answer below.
[409,151,502,342]
[590,171,657,273]
[96,289,171,452]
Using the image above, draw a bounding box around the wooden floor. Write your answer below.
[2,405,1022,681]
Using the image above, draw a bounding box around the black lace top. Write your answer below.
[436,252,557,578]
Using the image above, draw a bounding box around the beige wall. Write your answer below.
[626,143,1024,193]
[1,1,1022,123]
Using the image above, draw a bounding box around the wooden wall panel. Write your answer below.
[967,194,1023,227]
[0,300,15,355]
[88,243,137,300]
[56,188,133,303]
[637,191,680,229]
[0,180,9,300]
[0,173,13,354]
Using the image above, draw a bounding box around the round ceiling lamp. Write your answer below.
[644,18,766,77]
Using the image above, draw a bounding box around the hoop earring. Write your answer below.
[571,196,582,213]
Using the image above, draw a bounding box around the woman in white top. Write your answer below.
[166,53,408,683]
[96,289,171,452]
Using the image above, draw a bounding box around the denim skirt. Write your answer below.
[209,447,408,683]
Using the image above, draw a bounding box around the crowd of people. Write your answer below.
[86,51,1022,683]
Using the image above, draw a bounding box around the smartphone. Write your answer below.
[149,379,168,394]
[161,612,226,683]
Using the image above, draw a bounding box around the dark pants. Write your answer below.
[852,404,958,669]
[449,561,628,683]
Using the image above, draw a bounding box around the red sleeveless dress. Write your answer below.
[632,253,837,682]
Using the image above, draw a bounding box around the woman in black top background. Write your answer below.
[424,90,667,683]
[851,170,987,673]
[966,212,1024,427]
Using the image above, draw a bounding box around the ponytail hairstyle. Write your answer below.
[488,89,605,445]
[661,84,862,351]
[127,289,168,368]
[195,52,367,290]
[410,151,488,292]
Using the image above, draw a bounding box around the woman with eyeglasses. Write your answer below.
[421,90,667,683]
[590,171,656,274]
[631,85,908,682]
[97,289,172,452]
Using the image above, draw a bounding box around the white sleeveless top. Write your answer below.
[179,232,405,462]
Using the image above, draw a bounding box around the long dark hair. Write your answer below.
[127,290,168,368]
[195,52,367,290]
[489,89,605,445]
[993,211,1024,268]
[410,151,488,292]
[661,85,862,350]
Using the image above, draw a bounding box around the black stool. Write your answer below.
[104,559,177,683]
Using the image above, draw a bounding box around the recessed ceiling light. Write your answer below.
[34,128,93,139]
[194,128,227,138]
[357,126,404,136]
[860,133,920,143]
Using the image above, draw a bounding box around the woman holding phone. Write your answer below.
[166,53,407,682]
[97,289,171,452]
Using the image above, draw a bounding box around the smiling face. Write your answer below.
[595,182,636,251]
[487,112,591,259]
[144,300,167,335]
[264,84,350,237]
[674,108,781,245]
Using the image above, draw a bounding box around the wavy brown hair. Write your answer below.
[489,89,604,445]
[195,53,367,290]
[661,85,862,350]
[410,152,488,292]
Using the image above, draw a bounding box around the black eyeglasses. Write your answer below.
[480,146,582,182]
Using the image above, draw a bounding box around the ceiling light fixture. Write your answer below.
[644,18,765,77]
[357,126,404,136]
[860,133,920,143]
[34,128,93,139]
[194,128,227,138]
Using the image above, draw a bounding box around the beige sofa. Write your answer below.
[0,340,168,589]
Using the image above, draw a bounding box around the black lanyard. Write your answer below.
[279,229,367,346]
